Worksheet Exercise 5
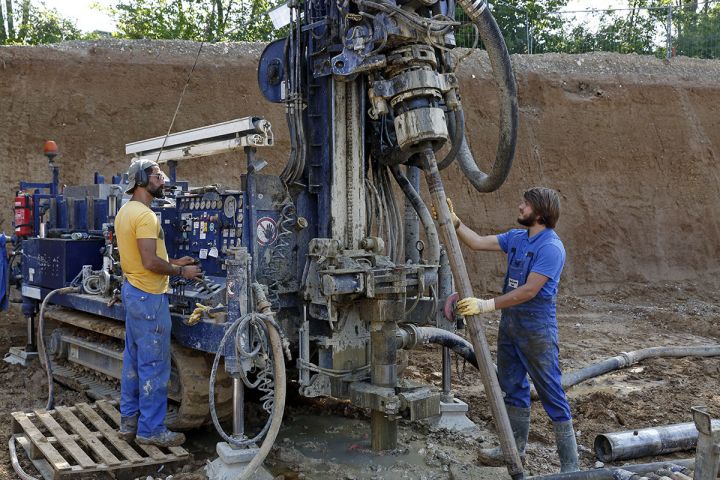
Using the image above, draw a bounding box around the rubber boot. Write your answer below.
[118,414,138,441]
[553,419,580,473]
[136,429,186,448]
[477,405,531,466]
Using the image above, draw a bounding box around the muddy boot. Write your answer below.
[118,414,138,441]
[477,405,530,466]
[553,419,579,473]
[136,429,186,448]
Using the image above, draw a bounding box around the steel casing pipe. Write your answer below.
[595,421,720,462]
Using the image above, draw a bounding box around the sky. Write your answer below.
[44,0,624,34]
[43,0,116,32]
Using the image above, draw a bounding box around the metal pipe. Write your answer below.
[528,460,695,480]
[232,377,244,437]
[369,299,403,450]
[594,420,720,462]
[563,346,720,390]
[442,347,452,401]
[403,165,421,265]
[391,165,440,266]
[421,147,523,479]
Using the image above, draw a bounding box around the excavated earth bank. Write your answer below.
[0,41,719,479]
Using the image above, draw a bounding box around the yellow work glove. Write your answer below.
[187,303,214,326]
[430,198,461,229]
[457,297,495,316]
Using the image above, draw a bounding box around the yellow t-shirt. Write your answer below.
[115,200,170,294]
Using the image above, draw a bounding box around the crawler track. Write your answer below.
[43,307,233,430]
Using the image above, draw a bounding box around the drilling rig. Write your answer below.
[8,0,523,478]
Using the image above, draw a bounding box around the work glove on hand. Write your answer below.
[187,303,214,326]
[457,297,495,316]
[430,198,461,229]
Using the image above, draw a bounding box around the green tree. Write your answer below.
[455,0,571,52]
[109,0,282,42]
[0,0,82,44]
[670,0,720,58]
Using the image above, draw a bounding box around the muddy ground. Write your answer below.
[1,280,718,479]
[0,40,719,479]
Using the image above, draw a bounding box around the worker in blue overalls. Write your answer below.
[441,187,578,473]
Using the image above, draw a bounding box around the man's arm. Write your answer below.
[492,272,548,309]
[456,272,549,315]
[456,223,503,252]
[137,239,202,279]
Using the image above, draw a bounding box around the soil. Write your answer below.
[0,40,719,479]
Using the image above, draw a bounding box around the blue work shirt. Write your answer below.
[496,228,565,299]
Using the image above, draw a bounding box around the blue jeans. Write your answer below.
[497,307,572,422]
[120,282,172,437]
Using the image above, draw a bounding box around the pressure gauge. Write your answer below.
[223,196,237,218]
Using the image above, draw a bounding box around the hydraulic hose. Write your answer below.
[37,286,80,411]
[397,325,478,369]
[390,165,440,266]
[563,345,720,390]
[437,109,465,171]
[453,0,518,193]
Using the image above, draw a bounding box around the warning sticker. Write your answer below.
[256,217,278,246]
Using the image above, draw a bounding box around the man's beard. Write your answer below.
[517,214,538,227]
[149,185,165,199]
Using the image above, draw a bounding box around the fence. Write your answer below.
[455,1,720,60]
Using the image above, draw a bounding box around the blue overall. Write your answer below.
[496,228,571,422]
[120,281,172,437]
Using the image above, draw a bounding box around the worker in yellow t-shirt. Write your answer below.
[114,159,201,448]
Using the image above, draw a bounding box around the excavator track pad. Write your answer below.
[11,400,190,479]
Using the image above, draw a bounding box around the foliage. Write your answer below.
[0,0,82,44]
[108,0,283,42]
[455,0,571,52]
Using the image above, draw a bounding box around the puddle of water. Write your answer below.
[270,414,470,479]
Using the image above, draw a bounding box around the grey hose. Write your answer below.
[563,345,720,390]
[390,165,440,265]
[38,286,80,410]
[453,0,518,193]
[9,435,40,480]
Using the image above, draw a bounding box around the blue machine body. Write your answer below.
[14,167,294,356]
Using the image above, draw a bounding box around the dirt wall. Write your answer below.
[1,40,719,293]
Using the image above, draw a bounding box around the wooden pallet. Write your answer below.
[11,400,190,480]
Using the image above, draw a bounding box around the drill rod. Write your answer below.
[421,148,525,479]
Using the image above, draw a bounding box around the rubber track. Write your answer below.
[44,307,233,430]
